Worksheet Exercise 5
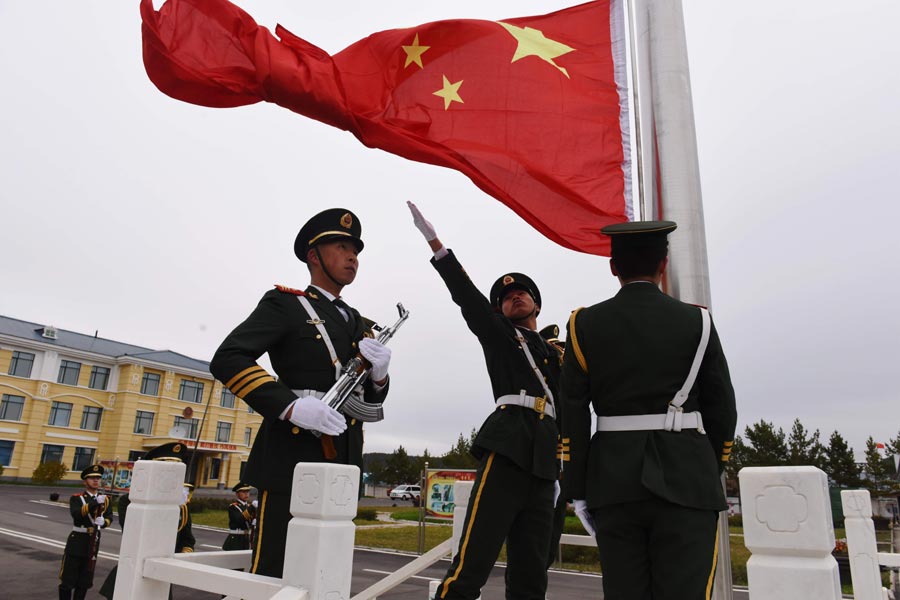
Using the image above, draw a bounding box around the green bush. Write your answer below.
[32,461,68,484]
[356,508,377,521]
[729,514,743,527]
[188,496,234,513]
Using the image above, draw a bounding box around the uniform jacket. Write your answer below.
[209,285,389,494]
[63,491,113,558]
[432,250,562,481]
[561,282,737,511]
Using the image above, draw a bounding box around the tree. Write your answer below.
[382,445,419,485]
[787,418,826,469]
[862,436,892,493]
[824,431,862,488]
[739,420,788,467]
[32,461,68,484]
[442,429,479,469]
[887,430,900,456]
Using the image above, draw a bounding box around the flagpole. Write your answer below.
[631,0,732,598]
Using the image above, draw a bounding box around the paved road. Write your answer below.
[1,485,749,599]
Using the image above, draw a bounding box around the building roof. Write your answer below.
[0,314,210,373]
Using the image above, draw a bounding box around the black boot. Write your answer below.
[58,585,72,600]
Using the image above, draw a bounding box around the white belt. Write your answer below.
[72,526,95,533]
[596,407,705,433]
[291,389,325,399]
[228,529,250,535]
[496,392,556,419]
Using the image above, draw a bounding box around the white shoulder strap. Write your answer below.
[297,296,342,380]
[515,328,556,406]
[670,307,710,408]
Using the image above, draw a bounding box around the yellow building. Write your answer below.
[0,314,263,489]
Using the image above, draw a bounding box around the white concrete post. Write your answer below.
[282,462,359,600]
[450,481,474,561]
[841,490,886,600]
[738,466,841,600]
[113,459,185,600]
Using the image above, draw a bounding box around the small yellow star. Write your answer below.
[497,22,575,78]
[433,75,464,110]
[402,33,430,69]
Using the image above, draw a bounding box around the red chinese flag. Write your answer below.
[141,0,630,255]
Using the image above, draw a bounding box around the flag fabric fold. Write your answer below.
[140,0,630,255]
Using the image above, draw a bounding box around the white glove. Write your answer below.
[573,500,596,538]
[553,481,561,507]
[288,396,347,436]
[251,519,257,527]
[95,494,106,505]
[94,516,105,527]
[407,201,437,241]
[251,500,258,509]
[181,488,190,505]
[359,338,391,382]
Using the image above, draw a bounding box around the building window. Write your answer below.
[178,380,204,404]
[174,416,199,439]
[72,447,95,472]
[244,427,252,446]
[48,401,73,427]
[247,404,255,414]
[40,444,65,465]
[88,366,110,390]
[215,421,232,443]
[8,351,35,378]
[141,372,161,396]
[128,450,146,461]
[209,458,221,480]
[134,410,154,435]
[80,406,103,431]
[0,441,14,466]
[0,394,25,421]
[220,388,236,409]
[57,360,82,386]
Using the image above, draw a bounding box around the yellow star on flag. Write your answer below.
[402,33,430,69]
[497,22,575,78]
[433,75,464,110]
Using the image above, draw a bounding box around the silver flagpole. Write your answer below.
[629,0,732,598]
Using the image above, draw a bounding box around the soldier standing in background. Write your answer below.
[223,482,256,551]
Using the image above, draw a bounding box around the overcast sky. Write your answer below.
[1,1,898,459]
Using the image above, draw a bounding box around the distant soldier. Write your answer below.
[58,464,113,600]
[223,482,256,551]
[562,221,737,600]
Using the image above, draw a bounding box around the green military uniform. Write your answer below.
[561,221,737,600]
[431,251,562,600]
[209,208,388,578]
[538,324,568,569]
[59,465,113,600]
[223,483,255,551]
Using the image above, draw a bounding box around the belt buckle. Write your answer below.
[534,397,546,414]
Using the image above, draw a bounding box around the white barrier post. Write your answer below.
[114,460,185,600]
[738,466,841,599]
[282,462,359,600]
[841,490,887,600]
[450,481,474,561]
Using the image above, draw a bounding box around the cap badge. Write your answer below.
[340,213,353,229]
[503,275,515,285]
[173,444,182,452]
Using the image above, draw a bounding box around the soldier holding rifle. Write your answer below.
[223,482,256,552]
[408,202,563,600]
[210,208,392,578]
[58,464,113,600]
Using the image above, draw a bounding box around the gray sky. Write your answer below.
[1,1,898,459]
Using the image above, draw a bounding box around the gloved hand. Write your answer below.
[251,519,257,527]
[407,201,437,241]
[251,500,258,509]
[359,338,391,382]
[181,488,191,505]
[288,396,347,436]
[553,481,561,507]
[94,516,105,527]
[573,500,596,538]
[95,494,106,505]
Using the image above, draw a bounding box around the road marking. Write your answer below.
[30,500,67,508]
[25,512,48,518]
[0,526,119,561]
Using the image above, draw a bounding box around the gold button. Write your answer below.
[291,427,300,434]
[316,334,322,340]
[540,414,545,420]
[544,359,548,364]
[500,405,507,410]
[352,342,357,348]
[350,418,357,426]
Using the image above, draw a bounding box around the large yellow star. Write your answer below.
[433,75,464,110]
[402,34,430,69]
[497,22,575,78]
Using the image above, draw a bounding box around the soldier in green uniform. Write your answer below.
[209,208,391,578]
[561,220,737,600]
[223,482,255,551]
[408,202,562,600]
[58,464,113,600]
[538,324,568,569]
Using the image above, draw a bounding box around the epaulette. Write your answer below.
[274,284,306,296]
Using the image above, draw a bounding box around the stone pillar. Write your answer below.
[739,466,841,599]
[841,490,885,600]
[114,460,185,600]
[282,462,359,600]
[451,481,474,560]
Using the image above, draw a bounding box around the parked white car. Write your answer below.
[389,484,421,501]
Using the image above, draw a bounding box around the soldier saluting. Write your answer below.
[408,202,562,600]
[209,208,391,578]
[58,464,113,600]
[561,221,737,600]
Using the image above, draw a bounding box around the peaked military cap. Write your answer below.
[294,208,364,262]
[601,220,677,254]
[143,441,188,462]
[489,272,542,311]
[232,482,252,493]
[81,464,104,479]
